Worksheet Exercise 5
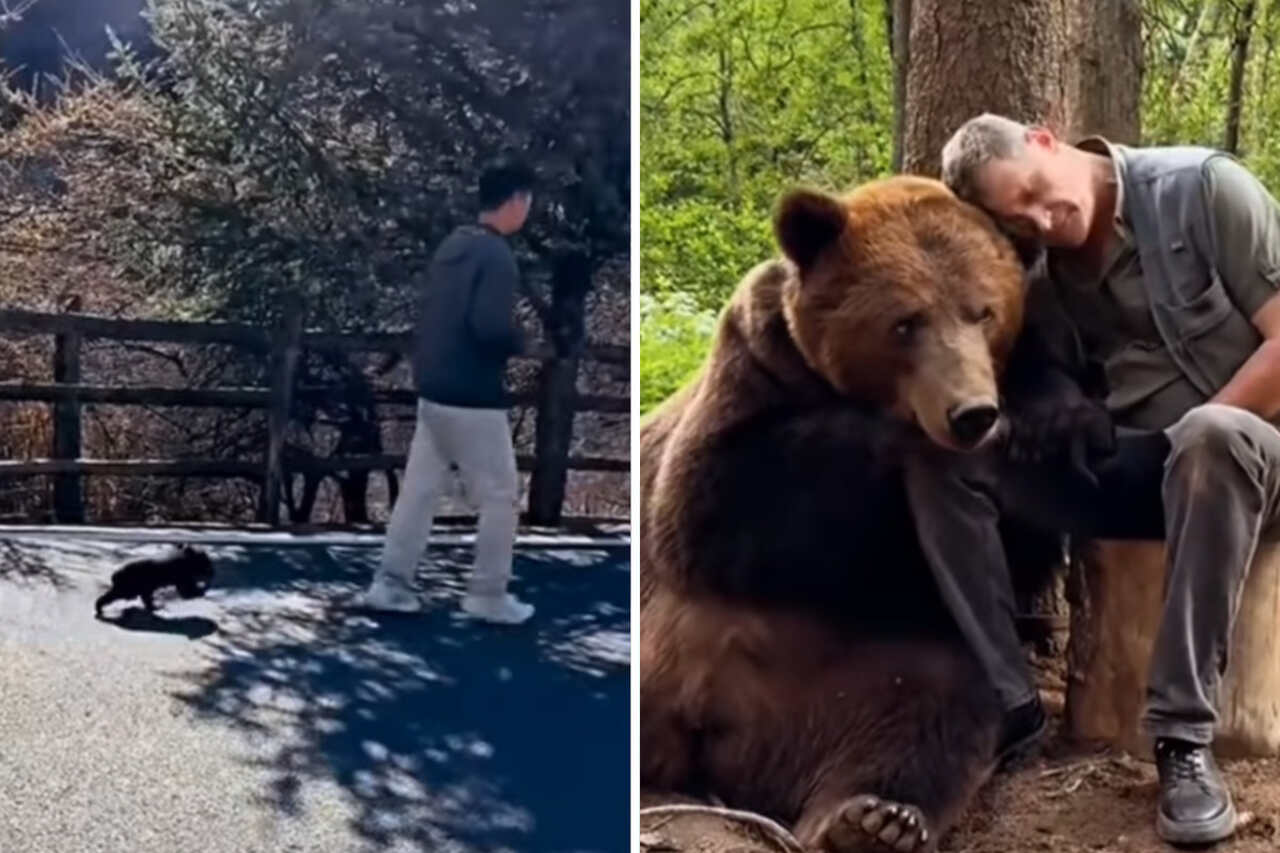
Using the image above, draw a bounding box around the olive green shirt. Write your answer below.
[1048,139,1280,430]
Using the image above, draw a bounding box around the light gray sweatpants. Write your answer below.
[378,399,520,597]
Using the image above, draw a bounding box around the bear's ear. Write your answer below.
[774,189,848,271]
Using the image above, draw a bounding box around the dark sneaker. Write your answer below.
[1154,738,1237,845]
[996,695,1048,764]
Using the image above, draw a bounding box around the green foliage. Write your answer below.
[639,291,718,415]
[639,198,774,310]
[1141,0,1280,187]
[640,0,892,408]
[641,0,891,211]
[102,0,628,331]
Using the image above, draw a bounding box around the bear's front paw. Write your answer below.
[814,794,930,853]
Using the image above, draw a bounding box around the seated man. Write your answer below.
[917,113,1280,845]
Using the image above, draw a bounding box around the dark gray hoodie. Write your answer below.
[412,224,526,409]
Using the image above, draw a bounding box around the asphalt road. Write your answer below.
[0,531,630,853]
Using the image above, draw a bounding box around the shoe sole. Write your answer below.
[461,605,534,625]
[1156,801,1237,846]
[461,611,533,625]
[349,596,422,614]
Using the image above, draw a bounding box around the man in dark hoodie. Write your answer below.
[361,160,536,624]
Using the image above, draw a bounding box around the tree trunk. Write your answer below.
[848,0,878,178]
[1003,519,1070,655]
[258,298,304,526]
[1067,539,1280,757]
[899,0,1146,743]
[1225,0,1257,155]
[52,296,84,523]
[527,251,592,526]
[1173,0,1221,100]
[902,0,1075,177]
[1261,3,1277,119]
[901,0,1141,177]
[717,40,737,199]
[888,0,910,172]
[1073,0,1143,144]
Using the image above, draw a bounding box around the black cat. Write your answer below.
[94,545,215,618]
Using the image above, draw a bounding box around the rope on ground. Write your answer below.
[639,803,807,853]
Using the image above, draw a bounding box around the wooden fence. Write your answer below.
[0,308,629,526]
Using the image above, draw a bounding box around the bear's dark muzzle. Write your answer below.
[948,403,1000,447]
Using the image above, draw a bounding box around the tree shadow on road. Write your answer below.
[0,537,95,589]
[167,545,630,853]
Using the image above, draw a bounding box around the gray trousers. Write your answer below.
[378,399,520,597]
[906,403,1280,746]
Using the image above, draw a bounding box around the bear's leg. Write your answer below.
[640,679,701,796]
[94,589,119,618]
[792,651,999,852]
[802,795,930,852]
[794,747,991,853]
[141,591,156,612]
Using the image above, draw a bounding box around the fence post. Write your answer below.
[258,301,304,526]
[527,355,580,525]
[527,252,591,526]
[52,301,84,523]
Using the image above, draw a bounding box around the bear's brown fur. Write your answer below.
[640,176,1033,852]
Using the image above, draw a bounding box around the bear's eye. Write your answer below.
[892,313,925,341]
[977,306,996,324]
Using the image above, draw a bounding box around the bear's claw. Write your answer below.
[817,794,930,853]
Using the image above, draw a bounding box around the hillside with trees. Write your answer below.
[0,0,630,525]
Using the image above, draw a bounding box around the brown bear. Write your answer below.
[640,175,1038,852]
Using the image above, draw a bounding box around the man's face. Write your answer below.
[507,191,533,232]
[972,129,1094,249]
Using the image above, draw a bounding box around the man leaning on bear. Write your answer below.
[915,113,1280,846]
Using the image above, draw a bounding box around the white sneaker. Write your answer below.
[360,576,422,613]
[461,593,535,624]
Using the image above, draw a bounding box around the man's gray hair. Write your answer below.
[940,113,1030,204]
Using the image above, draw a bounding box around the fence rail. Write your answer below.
[0,308,629,526]
[0,383,630,413]
[0,308,630,363]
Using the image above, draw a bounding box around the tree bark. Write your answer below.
[889,0,911,172]
[1225,0,1257,155]
[717,39,737,198]
[902,0,1075,177]
[901,0,1141,177]
[52,324,84,524]
[527,251,592,526]
[258,297,304,526]
[1073,0,1143,144]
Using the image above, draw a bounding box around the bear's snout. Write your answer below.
[947,402,1000,448]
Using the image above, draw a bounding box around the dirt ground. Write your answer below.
[641,651,1280,853]
[945,652,1280,853]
